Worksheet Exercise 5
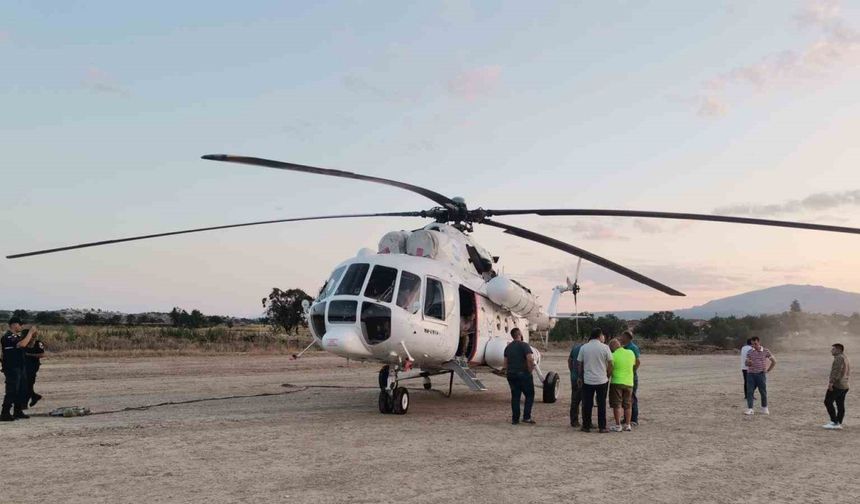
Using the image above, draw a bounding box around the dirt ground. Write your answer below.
[3,350,858,504]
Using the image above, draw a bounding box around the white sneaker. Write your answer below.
[623,424,632,432]
[609,425,622,432]
[832,423,843,430]
[744,408,754,415]
[822,422,837,429]
[760,407,770,415]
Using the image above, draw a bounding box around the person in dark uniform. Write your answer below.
[24,337,46,408]
[2,317,38,421]
[503,328,535,425]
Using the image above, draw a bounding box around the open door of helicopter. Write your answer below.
[457,286,477,361]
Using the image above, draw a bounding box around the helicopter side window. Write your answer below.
[335,263,370,296]
[424,278,445,321]
[363,265,398,303]
[396,271,421,312]
[318,266,346,300]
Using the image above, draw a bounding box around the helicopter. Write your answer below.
[8,154,860,415]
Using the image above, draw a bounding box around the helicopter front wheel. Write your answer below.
[392,387,410,415]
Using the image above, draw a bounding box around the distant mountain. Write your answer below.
[599,284,860,320]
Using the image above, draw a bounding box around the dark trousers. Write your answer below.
[569,379,582,425]
[630,372,639,423]
[507,371,534,423]
[742,370,749,401]
[746,372,767,409]
[582,382,609,430]
[825,388,848,424]
[26,367,39,406]
[2,367,28,412]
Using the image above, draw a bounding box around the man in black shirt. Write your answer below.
[25,338,46,408]
[503,328,535,425]
[2,317,38,421]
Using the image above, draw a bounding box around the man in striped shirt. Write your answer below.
[744,336,776,415]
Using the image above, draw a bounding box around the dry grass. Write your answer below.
[33,324,318,356]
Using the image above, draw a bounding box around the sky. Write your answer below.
[2,0,859,317]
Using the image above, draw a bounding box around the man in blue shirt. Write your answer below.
[567,339,584,427]
[620,330,641,425]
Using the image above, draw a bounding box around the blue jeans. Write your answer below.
[507,371,534,423]
[746,372,767,409]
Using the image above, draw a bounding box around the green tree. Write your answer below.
[635,311,695,340]
[790,299,802,313]
[126,314,137,326]
[262,288,313,335]
[80,312,101,325]
[11,309,29,322]
[34,311,68,325]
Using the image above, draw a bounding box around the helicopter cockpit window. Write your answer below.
[363,265,398,303]
[396,271,421,312]
[424,278,445,321]
[335,263,370,296]
[318,266,346,300]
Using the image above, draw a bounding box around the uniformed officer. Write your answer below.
[2,317,38,421]
[24,337,46,408]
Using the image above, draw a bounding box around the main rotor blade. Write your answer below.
[203,155,457,208]
[483,209,860,235]
[481,219,685,296]
[7,211,424,259]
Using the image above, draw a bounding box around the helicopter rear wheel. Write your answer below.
[378,390,394,414]
[423,377,432,390]
[392,387,410,415]
[543,371,560,403]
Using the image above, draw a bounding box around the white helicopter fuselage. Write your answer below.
[306,223,552,371]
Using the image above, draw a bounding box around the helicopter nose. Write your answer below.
[321,326,373,359]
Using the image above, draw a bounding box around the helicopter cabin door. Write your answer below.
[421,275,458,357]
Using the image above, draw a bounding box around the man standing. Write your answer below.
[823,343,850,430]
[608,339,635,432]
[2,317,38,421]
[744,336,776,416]
[568,338,584,427]
[577,328,613,433]
[504,328,535,425]
[741,338,753,404]
[24,336,46,408]
[620,330,641,425]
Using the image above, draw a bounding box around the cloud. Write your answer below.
[0,31,9,43]
[556,221,630,241]
[83,67,130,96]
[341,74,405,102]
[447,65,502,99]
[546,217,688,240]
[693,0,860,117]
[714,189,860,217]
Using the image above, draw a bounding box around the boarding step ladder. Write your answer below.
[443,359,487,392]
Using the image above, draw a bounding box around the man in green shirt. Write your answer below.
[608,339,636,432]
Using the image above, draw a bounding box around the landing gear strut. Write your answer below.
[377,364,410,415]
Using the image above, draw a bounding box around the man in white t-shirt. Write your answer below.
[577,328,613,433]
[740,338,753,404]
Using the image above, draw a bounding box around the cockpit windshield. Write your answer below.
[364,265,398,303]
[335,263,370,296]
[318,266,346,300]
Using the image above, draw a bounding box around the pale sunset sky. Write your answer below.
[2,0,859,316]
